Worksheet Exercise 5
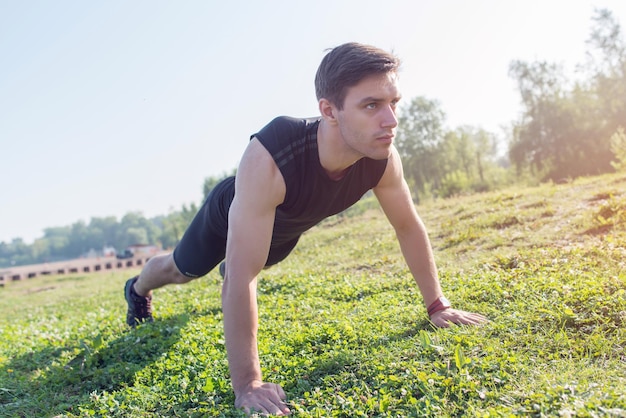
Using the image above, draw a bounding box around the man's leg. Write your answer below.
[133,253,192,297]
[124,253,197,327]
[124,177,233,326]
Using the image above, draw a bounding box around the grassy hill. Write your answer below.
[1,173,625,417]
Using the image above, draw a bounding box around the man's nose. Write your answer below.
[381,105,398,129]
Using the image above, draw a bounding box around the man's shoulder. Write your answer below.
[267,115,320,127]
[252,116,320,142]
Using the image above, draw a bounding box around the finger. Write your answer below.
[453,316,477,325]
[240,402,269,417]
[463,316,485,325]
[257,398,289,417]
[273,383,287,400]
[446,310,488,324]
[432,317,451,328]
[465,312,489,323]
[266,384,290,414]
[263,400,290,415]
[246,406,272,417]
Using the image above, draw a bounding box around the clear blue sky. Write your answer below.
[1,0,625,244]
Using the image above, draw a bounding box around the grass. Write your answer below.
[1,172,626,417]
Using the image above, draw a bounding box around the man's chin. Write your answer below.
[371,145,393,161]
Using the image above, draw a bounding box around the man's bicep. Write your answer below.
[226,197,276,276]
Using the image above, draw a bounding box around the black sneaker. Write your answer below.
[124,276,153,327]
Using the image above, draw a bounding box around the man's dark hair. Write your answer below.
[315,42,400,110]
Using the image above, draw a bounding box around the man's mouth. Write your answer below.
[376,134,394,144]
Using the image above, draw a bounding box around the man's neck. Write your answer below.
[316,119,361,180]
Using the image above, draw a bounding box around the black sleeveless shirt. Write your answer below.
[252,116,388,247]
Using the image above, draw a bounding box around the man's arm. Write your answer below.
[373,147,487,327]
[221,138,291,416]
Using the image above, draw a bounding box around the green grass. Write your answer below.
[1,173,626,417]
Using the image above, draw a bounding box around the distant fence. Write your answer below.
[0,253,166,287]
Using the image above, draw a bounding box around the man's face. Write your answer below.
[336,72,401,160]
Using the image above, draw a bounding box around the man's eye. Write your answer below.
[366,103,377,109]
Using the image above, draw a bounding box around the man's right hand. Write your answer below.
[235,380,291,416]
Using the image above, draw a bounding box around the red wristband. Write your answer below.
[427,296,451,316]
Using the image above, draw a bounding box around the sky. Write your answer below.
[1,0,625,244]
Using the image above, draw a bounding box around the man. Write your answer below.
[124,42,488,416]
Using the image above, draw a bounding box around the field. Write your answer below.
[1,173,625,417]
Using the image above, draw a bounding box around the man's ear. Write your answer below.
[319,98,339,126]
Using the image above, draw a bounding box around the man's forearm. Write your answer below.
[222,277,262,394]
[396,225,443,307]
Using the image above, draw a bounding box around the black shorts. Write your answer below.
[173,176,300,278]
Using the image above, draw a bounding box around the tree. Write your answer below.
[443,126,499,190]
[0,238,32,267]
[0,206,200,267]
[610,127,626,171]
[508,60,565,177]
[587,9,626,82]
[159,202,199,249]
[117,212,160,248]
[509,9,626,181]
[42,226,71,260]
[69,220,91,257]
[587,8,626,155]
[397,97,505,199]
[203,169,236,201]
[126,227,148,247]
[396,97,447,201]
[472,128,499,185]
[88,216,119,247]
[508,61,612,180]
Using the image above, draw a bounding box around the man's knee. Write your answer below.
[148,253,195,284]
